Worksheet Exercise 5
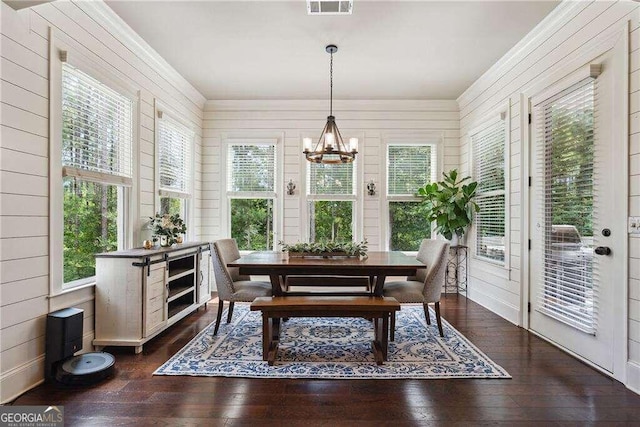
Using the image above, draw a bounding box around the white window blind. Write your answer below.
[387,145,435,196]
[61,63,133,186]
[158,115,193,198]
[227,143,276,195]
[535,78,597,334]
[472,119,506,263]
[307,162,355,196]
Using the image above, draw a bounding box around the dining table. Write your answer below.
[228,251,426,297]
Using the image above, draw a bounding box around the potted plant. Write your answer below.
[416,169,479,245]
[149,213,187,247]
[279,239,368,258]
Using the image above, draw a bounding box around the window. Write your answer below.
[471,116,506,263]
[227,142,276,250]
[307,161,355,242]
[386,144,437,251]
[60,62,133,287]
[157,113,194,221]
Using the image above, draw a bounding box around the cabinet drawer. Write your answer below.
[147,295,164,314]
[148,266,166,285]
[147,279,165,300]
[145,308,164,335]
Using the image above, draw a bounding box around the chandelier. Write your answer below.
[303,44,358,164]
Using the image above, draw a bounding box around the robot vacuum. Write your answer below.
[55,351,116,385]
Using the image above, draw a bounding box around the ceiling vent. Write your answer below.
[307,0,353,15]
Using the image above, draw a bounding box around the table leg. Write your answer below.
[372,274,387,296]
[269,274,284,296]
[262,314,270,361]
[268,317,281,366]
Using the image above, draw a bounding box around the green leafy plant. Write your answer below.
[279,239,368,257]
[149,213,187,245]
[416,169,480,240]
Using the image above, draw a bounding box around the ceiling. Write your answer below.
[106,1,559,100]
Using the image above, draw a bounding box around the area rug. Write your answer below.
[154,304,510,379]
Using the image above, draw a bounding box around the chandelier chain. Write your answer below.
[329,51,333,116]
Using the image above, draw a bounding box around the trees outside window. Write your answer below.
[227,143,276,250]
[60,63,132,288]
[307,158,355,242]
[386,144,437,251]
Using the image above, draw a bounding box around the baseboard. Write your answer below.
[0,355,45,404]
[464,290,520,326]
[0,330,95,404]
[627,361,640,395]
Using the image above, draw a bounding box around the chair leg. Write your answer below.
[213,299,224,335]
[423,303,431,325]
[390,312,396,342]
[226,301,235,323]
[434,302,444,337]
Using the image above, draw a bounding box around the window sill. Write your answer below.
[470,257,510,280]
[49,282,96,312]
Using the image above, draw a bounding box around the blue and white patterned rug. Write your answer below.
[154,304,510,379]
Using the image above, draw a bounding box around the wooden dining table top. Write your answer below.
[228,251,425,275]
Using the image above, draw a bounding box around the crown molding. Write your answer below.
[76,0,206,108]
[204,99,459,112]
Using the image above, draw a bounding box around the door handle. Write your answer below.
[594,246,611,256]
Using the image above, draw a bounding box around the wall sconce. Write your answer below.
[286,179,296,195]
[366,179,376,196]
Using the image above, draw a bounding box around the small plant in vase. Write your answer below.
[416,169,480,245]
[149,213,187,247]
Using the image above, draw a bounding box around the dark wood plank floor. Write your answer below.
[11,294,640,426]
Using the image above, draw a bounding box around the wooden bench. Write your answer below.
[250,296,400,366]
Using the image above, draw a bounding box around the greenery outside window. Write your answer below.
[386,144,437,251]
[307,160,355,243]
[471,116,506,263]
[157,112,193,232]
[60,62,133,288]
[227,143,276,250]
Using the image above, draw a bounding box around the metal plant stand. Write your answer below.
[445,245,468,294]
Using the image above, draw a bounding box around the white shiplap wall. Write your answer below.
[199,100,459,249]
[0,1,205,403]
[457,0,640,388]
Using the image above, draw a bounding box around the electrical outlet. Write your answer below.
[629,217,640,234]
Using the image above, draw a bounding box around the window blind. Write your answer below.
[387,145,434,196]
[227,144,276,195]
[307,162,354,196]
[472,119,506,262]
[158,116,193,198]
[61,63,133,185]
[534,78,597,335]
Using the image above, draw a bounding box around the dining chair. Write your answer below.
[383,239,450,339]
[211,238,272,335]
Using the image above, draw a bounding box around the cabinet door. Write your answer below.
[198,251,212,305]
[144,262,167,337]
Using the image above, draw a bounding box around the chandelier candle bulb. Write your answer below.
[349,138,359,152]
[303,137,313,153]
[325,132,334,148]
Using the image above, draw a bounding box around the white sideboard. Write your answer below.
[94,242,211,353]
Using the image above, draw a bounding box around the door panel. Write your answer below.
[528,47,624,372]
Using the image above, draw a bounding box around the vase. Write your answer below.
[159,235,171,247]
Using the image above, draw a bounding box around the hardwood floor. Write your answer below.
[11,294,640,426]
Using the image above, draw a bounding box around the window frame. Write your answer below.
[154,102,196,241]
[468,105,510,269]
[301,132,363,243]
[382,134,443,252]
[49,39,139,296]
[222,136,282,251]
